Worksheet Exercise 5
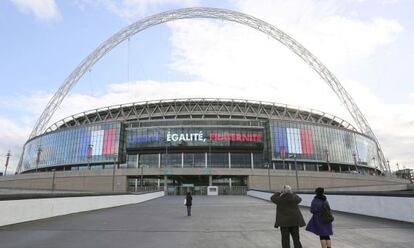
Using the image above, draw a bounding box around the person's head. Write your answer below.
[186,192,191,196]
[315,187,324,197]
[281,185,292,194]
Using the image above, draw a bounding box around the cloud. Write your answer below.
[0,117,32,173]
[10,0,61,21]
[165,3,403,114]
[79,0,198,20]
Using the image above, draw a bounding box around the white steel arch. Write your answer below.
[25,7,388,172]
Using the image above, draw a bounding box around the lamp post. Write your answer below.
[289,154,300,191]
[141,164,144,191]
[138,164,149,192]
[281,146,286,169]
[209,140,212,168]
[4,151,11,176]
[264,162,271,191]
[36,146,42,172]
[87,144,93,170]
[112,153,117,192]
[165,141,169,168]
[51,168,56,192]
[294,154,299,191]
[386,159,390,176]
[325,149,331,172]
[352,152,359,173]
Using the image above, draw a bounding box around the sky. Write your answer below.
[0,0,413,173]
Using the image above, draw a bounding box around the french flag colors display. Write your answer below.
[274,127,314,155]
[90,128,117,156]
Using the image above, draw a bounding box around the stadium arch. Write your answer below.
[19,7,389,173]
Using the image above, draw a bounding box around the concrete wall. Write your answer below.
[0,170,128,193]
[248,170,409,191]
[247,190,414,223]
[0,168,409,193]
[0,191,165,227]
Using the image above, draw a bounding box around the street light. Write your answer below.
[209,140,212,168]
[289,154,300,191]
[352,152,359,173]
[325,149,331,172]
[87,144,93,169]
[139,164,150,192]
[4,151,11,176]
[264,162,271,191]
[386,159,390,176]
[112,153,118,192]
[36,146,42,172]
[372,157,377,175]
[165,140,169,168]
[280,146,286,169]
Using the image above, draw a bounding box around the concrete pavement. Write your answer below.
[0,196,413,248]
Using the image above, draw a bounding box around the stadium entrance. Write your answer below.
[166,175,248,195]
[127,175,248,195]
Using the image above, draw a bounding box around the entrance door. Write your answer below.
[166,175,247,195]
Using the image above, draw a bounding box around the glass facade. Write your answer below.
[125,151,263,169]
[183,153,205,168]
[20,115,381,173]
[22,122,121,171]
[270,120,379,168]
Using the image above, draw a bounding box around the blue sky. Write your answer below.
[1,0,413,172]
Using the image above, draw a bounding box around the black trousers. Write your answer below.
[186,206,191,216]
[280,226,302,248]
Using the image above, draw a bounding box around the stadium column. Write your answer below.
[136,154,139,192]
[164,175,167,193]
[136,154,139,169]
[250,152,254,169]
[181,153,184,168]
[228,152,231,168]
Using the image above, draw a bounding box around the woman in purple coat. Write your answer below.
[306,187,333,248]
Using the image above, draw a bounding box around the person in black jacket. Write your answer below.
[185,192,193,216]
[271,185,306,248]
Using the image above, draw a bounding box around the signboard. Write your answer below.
[126,127,263,149]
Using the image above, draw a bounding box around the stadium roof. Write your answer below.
[44,98,357,134]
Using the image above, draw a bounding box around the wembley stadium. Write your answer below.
[14,98,394,194]
[21,98,381,175]
[2,8,408,194]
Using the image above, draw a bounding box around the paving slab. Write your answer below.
[0,196,413,248]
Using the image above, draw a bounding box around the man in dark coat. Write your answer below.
[185,192,192,216]
[271,185,306,248]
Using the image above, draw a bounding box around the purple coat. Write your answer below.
[305,196,333,236]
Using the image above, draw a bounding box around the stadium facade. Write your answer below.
[21,99,381,180]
